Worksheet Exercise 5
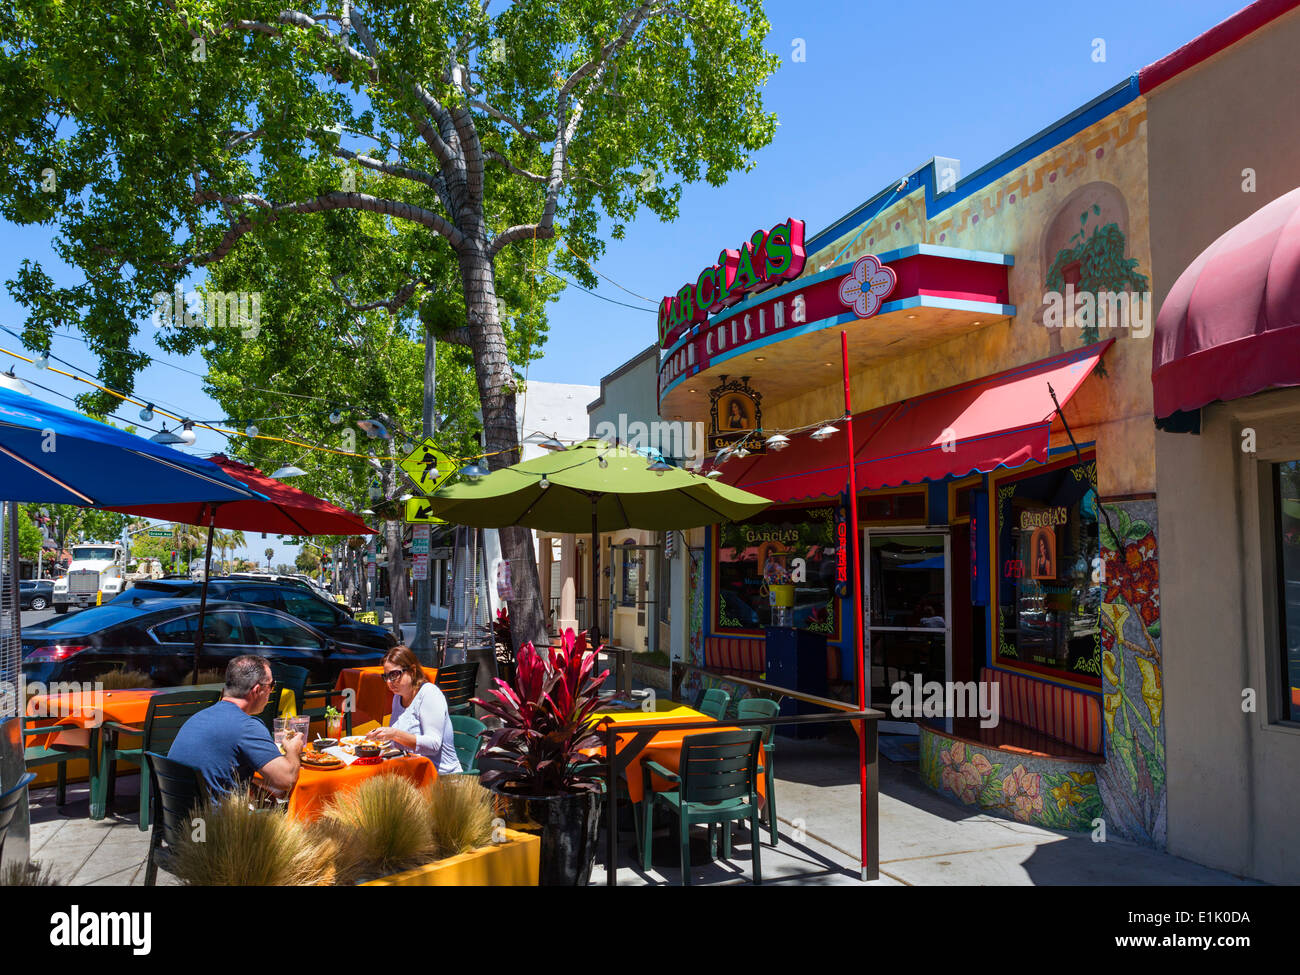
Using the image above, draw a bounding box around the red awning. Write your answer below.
[1153,185,1300,418]
[717,341,1111,502]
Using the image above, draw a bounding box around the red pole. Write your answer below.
[841,330,869,881]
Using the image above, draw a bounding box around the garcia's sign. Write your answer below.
[658,218,806,347]
[708,375,765,454]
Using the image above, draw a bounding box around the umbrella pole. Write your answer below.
[192,512,216,686]
[589,497,601,650]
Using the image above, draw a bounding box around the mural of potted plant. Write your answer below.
[1045,203,1149,347]
[474,628,609,885]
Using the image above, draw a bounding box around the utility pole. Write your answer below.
[412,333,436,662]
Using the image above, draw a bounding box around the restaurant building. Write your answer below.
[656,3,1300,858]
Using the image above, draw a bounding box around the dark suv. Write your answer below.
[20,579,55,611]
[117,578,395,654]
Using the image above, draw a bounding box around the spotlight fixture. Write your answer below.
[647,459,673,475]
[271,465,307,478]
[810,424,840,441]
[765,433,790,451]
[705,469,722,479]
[733,445,750,459]
[0,367,31,395]
[459,463,488,482]
[139,403,155,422]
[754,356,766,362]
[245,423,260,438]
[537,434,567,451]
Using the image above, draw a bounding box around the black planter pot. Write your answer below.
[492,787,604,886]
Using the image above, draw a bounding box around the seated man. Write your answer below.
[168,654,302,797]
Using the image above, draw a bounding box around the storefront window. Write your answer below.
[1275,460,1300,722]
[717,506,838,635]
[994,457,1101,681]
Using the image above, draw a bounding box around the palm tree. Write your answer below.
[225,530,247,574]
[264,547,274,572]
[170,524,203,575]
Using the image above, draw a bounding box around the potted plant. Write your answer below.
[474,628,609,885]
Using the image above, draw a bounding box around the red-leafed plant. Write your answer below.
[473,628,610,795]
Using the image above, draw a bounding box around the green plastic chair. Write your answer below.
[142,751,207,887]
[449,714,486,773]
[100,689,220,831]
[697,688,731,721]
[268,662,309,712]
[435,662,479,717]
[737,697,781,846]
[22,711,99,808]
[641,729,763,886]
[301,678,352,736]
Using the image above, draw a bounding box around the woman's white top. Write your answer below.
[390,682,463,774]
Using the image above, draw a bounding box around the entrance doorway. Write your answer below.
[863,529,952,731]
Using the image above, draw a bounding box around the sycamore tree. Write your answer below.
[0,0,779,648]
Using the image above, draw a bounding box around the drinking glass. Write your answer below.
[290,715,311,743]
[273,717,288,750]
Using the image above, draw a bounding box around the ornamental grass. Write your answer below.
[0,861,60,886]
[178,668,226,686]
[318,774,435,878]
[167,784,339,886]
[95,668,154,690]
[428,774,494,860]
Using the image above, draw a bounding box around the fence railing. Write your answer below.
[597,686,883,885]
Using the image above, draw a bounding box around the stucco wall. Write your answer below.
[1156,390,1300,883]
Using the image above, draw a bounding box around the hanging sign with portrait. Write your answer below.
[708,375,766,454]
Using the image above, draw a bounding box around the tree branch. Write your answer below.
[329,274,426,315]
[484,149,547,184]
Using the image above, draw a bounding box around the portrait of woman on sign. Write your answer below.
[1030,526,1057,580]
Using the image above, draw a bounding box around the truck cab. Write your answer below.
[52,542,127,613]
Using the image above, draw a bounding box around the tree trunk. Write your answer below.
[458,244,549,652]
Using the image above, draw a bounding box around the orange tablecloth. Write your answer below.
[336,666,438,729]
[286,754,437,821]
[591,704,766,806]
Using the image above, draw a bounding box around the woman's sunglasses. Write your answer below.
[382,669,406,683]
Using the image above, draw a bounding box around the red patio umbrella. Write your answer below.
[110,455,376,682]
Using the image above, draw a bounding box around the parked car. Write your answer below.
[21,598,388,687]
[115,578,395,654]
[19,579,55,611]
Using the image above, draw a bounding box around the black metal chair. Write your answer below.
[0,772,36,863]
[142,751,206,887]
[435,662,479,716]
[100,688,220,830]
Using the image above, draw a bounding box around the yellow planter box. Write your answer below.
[362,829,540,886]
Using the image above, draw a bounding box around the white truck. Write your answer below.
[52,542,127,613]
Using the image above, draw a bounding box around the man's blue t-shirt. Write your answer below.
[168,700,282,797]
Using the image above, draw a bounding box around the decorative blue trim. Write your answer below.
[804,75,1141,255]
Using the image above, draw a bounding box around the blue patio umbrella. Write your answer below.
[0,386,262,507]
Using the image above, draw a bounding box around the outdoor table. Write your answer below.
[335,666,439,730]
[590,702,767,807]
[285,753,436,821]
[24,684,294,818]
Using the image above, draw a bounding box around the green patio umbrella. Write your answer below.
[424,439,772,647]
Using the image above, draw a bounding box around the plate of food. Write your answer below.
[300,749,345,770]
[339,735,386,755]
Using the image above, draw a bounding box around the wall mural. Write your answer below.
[682,546,706,703]
[920,733,1103,832]
[1097,498,1165,846]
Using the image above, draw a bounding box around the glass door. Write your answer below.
[863,530,952,729]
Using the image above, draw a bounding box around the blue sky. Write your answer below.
[0,0,1247,561]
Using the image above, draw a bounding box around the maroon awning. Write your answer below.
[1153,186,1300,418]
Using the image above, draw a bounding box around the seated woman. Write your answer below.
[367,646,463,774]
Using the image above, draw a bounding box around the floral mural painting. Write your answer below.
[683,547,706,703]
[920,733,1103,831]
[838,254,897,319]
[1097,499,1166,847]
[1044,203,1149,348]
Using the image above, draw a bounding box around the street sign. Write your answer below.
[399,439,455,496]
[411,525,430,554]
[147,529,170,537]
[405,498,446,525]
[412,554,429,581]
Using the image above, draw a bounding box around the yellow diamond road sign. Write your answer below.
[405,498,446,525]
[399,440,454,495]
